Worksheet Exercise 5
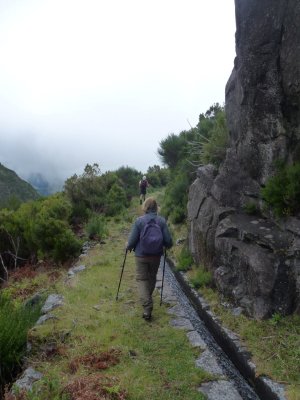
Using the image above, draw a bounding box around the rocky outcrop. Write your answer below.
[221,0,300,207]
[188,0,300,319]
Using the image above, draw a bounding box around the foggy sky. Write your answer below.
[0,0,236,186]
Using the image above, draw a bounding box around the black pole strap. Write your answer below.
[160,248,167,306]
[116,249,128,301]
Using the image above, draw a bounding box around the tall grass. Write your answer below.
[176,247,193,272]
[85,214,108,240]
[0,293,41,394]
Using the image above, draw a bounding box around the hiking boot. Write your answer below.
[142,313,152,321]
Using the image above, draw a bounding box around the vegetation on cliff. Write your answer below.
[158,103,228,223]
[262,160,300,217]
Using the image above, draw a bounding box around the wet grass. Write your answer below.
[202,287,300,400]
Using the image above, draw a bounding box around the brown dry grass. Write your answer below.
[69,349,121,373]
[63,374,127,400]
[4,388,27,400]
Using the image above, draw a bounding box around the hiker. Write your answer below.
[139,175,149,205]
[126,197,173,321]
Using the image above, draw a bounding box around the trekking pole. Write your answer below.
[160,248,167,306]
[116,249,128,301]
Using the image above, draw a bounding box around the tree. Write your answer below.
[158,133,186,169]
[64,163,106,219]
[105,183,127,216]
[115,166,141,201]
[157,103,229,223]
[82,163,101,178]
[146,165,169,187]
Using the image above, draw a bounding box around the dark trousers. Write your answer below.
[140,191,146,203]
[135,256,160,315]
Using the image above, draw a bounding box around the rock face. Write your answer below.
[188,0,300,319]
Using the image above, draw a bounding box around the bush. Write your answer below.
[115,166,141,201]
[64,164,107,219]
[85,215,108,240]
[158,133,187,169]
[201,110,229,166]
[0,194,81,267]
[170,206,186,224]
[52,229,82,262]
[161,167,190,224]
[64,165,141,222]
[261,161,300,217]
[28,195,81,263]
[177,247,193,271]
[146,165,169,188]
[0,293,42,394]
[190,267,213,289]
[105,183,127,216]
[158,104,228,225]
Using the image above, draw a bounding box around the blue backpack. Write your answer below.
[140,217,164,255]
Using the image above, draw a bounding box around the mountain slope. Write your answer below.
[0,163,40,205]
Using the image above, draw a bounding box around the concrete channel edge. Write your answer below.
[167,257,287,400]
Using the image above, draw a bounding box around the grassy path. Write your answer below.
[25,200,210,399]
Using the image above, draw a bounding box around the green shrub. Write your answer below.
[64,164,107,219]
[190,267,213,289]
[185,104,228,168]
[269,312,283,326]
[161,168,189,224]
[201,110,229,167]
[51,229,82,262]
[105,183,127,216]
[0,194,81,266]
[70,200,90,223]
[158,133,187,169]
[146,165,170,187]
[261,161,300,217]
[170,206,186,224]
[177,247,193,271]
[0,293,42,394]
[158,104,228,225]
[64,164,139,220]
[115,166,141,201]
[85,215,108,240]
[29,196,81,262]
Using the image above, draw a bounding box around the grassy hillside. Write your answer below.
[0,163,39,206]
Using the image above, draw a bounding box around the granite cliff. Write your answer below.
[188,0,300,319]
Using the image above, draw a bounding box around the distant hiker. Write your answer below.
[126,197,173,321]
[139,175,149,205]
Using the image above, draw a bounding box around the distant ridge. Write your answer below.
[0,163,40,206]
[27,172,63,196]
